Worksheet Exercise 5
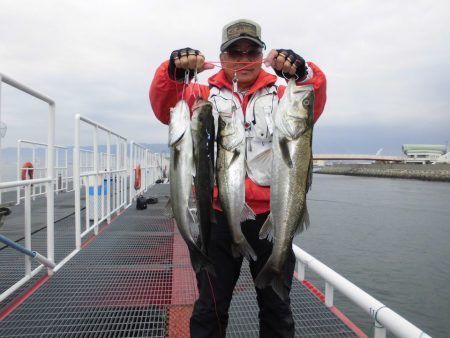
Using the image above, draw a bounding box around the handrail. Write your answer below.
[0,73,55,105]
[0,73,55,276]
[293,244,431,338]
[74,113,129,250]
[16,139,70,203]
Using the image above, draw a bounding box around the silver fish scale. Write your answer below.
[169,101,195,246]
[271,81,314,264]
[217,114,256,260]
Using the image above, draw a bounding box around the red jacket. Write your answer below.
[149,60,327,214]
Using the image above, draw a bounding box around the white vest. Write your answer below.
[209,85,279,186]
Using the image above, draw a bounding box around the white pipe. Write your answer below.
[16,141,21,205]
[0,75,2,204]
[93,125,99,235]
[74,114,81,250]
[129,141,134,206]
[0,178,51,189]
[53,249,79,273]
[24,185,32,276]
[46,103,55,275]
[0,72,54,104]
[106,132,111,223]
[0,265,45,303]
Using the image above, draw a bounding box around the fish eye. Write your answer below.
[302,99,310,107]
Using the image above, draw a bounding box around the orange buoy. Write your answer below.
[134,164,142,190]
[21,161,34,180]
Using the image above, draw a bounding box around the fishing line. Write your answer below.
[206,270,224,337]
[205,60,265,73]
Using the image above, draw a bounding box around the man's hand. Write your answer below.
[264,49,307,80]
[168,47,214,81]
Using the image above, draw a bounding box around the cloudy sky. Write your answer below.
[1,0,449,155]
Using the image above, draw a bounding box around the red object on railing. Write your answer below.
[20,161,34,180]
[134,164,141,190]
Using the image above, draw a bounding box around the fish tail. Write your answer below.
[255,260,289,301]
[240,203,256,222]
[164,198,174,218]
[231,240,257,261]
[187,242,216,277]
[259,213,274,241]
[295,203,310,235]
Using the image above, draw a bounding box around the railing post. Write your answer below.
[46,102,55,275]
[0,75,2,204]
[33,144,37,198]
[106,132,111,223]
[129,141,133,206]
[74,115,81,250]
[16,141,21,205]
[24,184,32,276]
[93,125,99,235]
[297,261,305,281]
[374,325,386,338]
[325,282,334,307]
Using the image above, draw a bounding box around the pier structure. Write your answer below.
[0,72,432,337]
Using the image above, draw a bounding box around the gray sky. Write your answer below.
[1,0,449,155]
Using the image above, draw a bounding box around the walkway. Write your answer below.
[0,184,360,337]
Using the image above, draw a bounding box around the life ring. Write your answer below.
[134,164,141,190]
[21,161,34,180]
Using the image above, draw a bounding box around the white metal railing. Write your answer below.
[74,114,129,250]
[293,244,431,338]
[16,139,70,204]
[128,143,166,205]
[0,73,55,302]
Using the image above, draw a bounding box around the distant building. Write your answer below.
[402,144,448,164]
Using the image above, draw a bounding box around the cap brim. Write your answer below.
[220,36,265,52]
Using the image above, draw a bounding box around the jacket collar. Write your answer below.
[208,69,277,95]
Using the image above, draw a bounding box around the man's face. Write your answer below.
[220,39,263,90]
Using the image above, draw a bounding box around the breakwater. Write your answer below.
[315,163,450,182]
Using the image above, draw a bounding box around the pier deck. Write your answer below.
[0,184,360,337]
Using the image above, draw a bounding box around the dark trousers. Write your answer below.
[190,211,296,338]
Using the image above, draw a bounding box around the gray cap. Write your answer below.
[220,19,265,51]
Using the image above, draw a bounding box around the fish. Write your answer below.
[255,79,314,300]
[216,112,257,261]
[191,97,215,255]
[168,99,214,275]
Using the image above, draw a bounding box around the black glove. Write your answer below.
[168,47,201,81]
[274,49,307,80]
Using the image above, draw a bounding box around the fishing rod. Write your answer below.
[0,234,55,268]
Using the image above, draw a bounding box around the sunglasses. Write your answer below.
[223,49,263,60]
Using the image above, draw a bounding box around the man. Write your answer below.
[150,19,326,338]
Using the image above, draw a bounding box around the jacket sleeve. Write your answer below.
[149,60,210,125]
[276,61,327,124]
[149,61,184,125]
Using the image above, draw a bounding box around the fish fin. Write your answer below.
[259,213,274,241]
[191,159,196,178]
[188,208,198,225]
[255,261,288,301]
[231,240,257,261]
[307,157,313,192]
[172,147,180,170]
[210,210,217,224]
[228,149,241,168]
[187,242,216,277]
[240,203,256,222]
[164,198,174,218]
[270,274,289,301]
[279,137,293,168]
[295,203,310,236]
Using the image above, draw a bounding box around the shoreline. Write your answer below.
[315,163,450,182]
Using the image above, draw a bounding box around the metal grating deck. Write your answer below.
[0,184,360,337]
